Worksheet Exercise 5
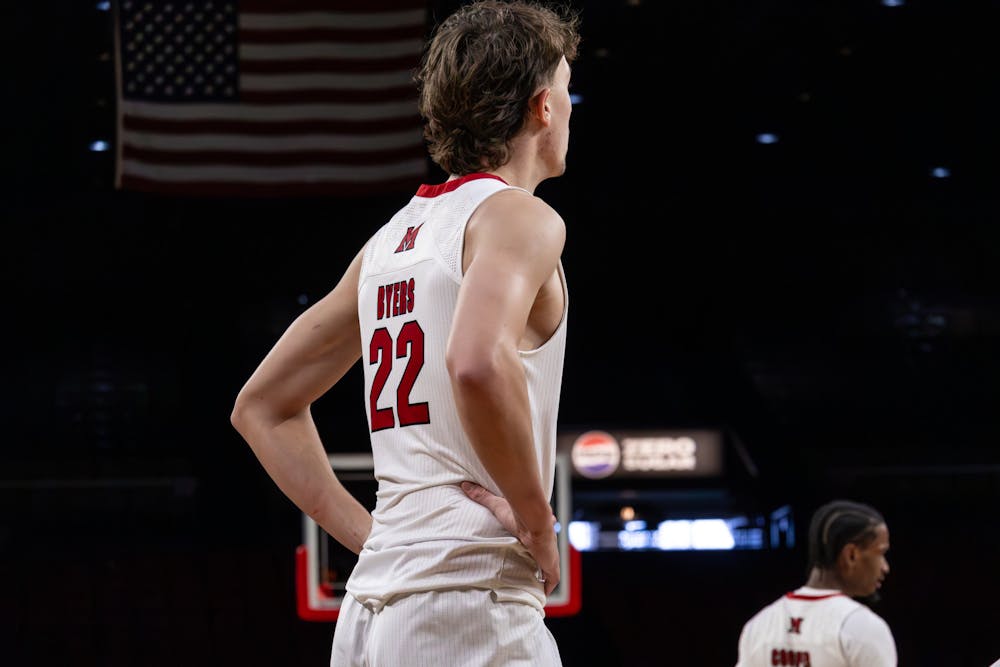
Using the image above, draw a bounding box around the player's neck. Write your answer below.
[489,163,539,194]
[489,133,559,193]
[804,567,844,592]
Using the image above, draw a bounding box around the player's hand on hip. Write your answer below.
[460,481,561,596]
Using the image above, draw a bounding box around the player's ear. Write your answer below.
[529,87,552,126]
[841,542,859,568]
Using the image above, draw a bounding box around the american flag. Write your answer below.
[113,0,429,197]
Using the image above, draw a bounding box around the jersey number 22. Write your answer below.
[369,321,430,432]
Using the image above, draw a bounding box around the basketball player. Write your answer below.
[735,499,897,666]
[229,2,580,665]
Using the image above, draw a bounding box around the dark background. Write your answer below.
[4,1,999,665]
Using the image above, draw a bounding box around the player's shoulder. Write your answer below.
[843,602,892,631]
[741,594,786,630]
[840,604,897,666]
[840,601,896,653]
[481,186,563,224]
[470,187,565,248]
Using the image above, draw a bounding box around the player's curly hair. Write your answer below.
[807,499,885,571]
[415,0,581,175]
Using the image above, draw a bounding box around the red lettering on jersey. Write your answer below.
[771,649,811,666]
[376,279,417,320]
[788,617,803,634]
[398,280,408,317]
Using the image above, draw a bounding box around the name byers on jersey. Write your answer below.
[377,278,416,320]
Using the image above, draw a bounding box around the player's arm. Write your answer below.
[841,609,898,666]
[734,617,754,667]
[447,189,565,595]
[230,246,371,555]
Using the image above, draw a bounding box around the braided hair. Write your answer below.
[807,499,885,572]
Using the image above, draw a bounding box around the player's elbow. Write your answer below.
[230,388,272,442]
[229,392,255,439]
[446,345,504,395]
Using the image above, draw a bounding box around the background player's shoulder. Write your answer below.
[847,602,892,631]
[744,594,782,628]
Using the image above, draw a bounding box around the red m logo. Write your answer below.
[788,617,803,634]
[394,223,424,253]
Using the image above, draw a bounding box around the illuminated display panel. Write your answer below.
[566,505,794,552]
[561,429,724,480]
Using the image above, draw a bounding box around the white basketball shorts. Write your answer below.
[330,588,562,667]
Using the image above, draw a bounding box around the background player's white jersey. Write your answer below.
[346,173,568,612]
[736,586,897,667]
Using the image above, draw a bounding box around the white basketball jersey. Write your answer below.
[736,587,896,667]
[346,173,568,612]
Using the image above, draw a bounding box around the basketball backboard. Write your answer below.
[295,452,581,621]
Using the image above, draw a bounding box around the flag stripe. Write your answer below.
[239,40,423,61]
[240,26,426,45]
[238,56,421,75]
[120,158,428,183]
[122,114,422,135]
[240,10,426,31]
[239,71,415,92]
[121,99,419,122]
[239,1,427,15]
[237,88,415,104]
[122,144,427,167]
[123,129,424,152]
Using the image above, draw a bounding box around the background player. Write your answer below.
[735,499,896,667]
